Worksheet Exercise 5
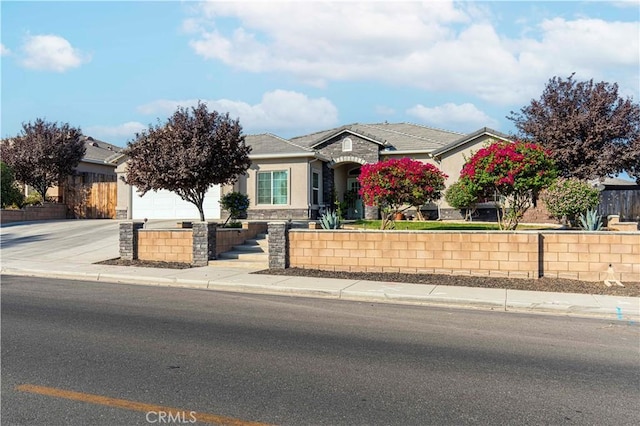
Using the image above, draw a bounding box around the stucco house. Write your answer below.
[229,123,511,220]
[114,122,511,221]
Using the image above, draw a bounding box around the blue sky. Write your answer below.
[2,0,639,148]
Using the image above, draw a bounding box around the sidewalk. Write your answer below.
[1,220,638,322]
[2,260,638,322]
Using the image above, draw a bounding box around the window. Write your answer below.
[312,171,320,205]
[342,137,352,152]
[257,170,288,205]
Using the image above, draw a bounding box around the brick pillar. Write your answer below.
[268,221,289,269]
[119,222,144,260]
[192,222,217,266]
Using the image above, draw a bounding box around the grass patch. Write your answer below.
[349,220,554,231]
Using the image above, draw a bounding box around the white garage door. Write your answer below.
[132,186,221,220]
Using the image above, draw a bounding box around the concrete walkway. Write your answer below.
[1,220,638,321]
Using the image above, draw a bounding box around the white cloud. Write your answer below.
[20,34,90,72]
[84,122,147,142]
[137,90,339,134]
[407,103,499,131]
[1,44,10,56]
[185,2,639,105]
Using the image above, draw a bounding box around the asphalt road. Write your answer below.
[2,275,639,425]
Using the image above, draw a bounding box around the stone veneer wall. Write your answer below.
[277,229,640,282]
[247,209,308,220]
[1,204,68,224]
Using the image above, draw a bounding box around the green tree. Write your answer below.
[1,162,24,208]
[541,178,600,227]
[444,179,478,221]
[124,102,251,221]
[1,119,85,199]
[358,157,447,229]
[460,140,557,230]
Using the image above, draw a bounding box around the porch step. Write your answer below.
[209,233,269,269]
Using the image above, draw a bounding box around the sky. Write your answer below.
[1,0,639,148]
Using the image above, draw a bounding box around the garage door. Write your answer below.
[132,186,221,220]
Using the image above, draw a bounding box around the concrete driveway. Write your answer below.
[1,220,121,269]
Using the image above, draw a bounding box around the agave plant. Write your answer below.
[319,210,341,229]
[579,208,603,231]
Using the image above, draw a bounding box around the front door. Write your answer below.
[346,178,364,219]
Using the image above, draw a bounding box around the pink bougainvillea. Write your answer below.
[460,140,557,230]
[358,157,447,228]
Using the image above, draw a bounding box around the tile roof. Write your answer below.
[255,122,466,154]
[81,136,123,163]
[246,133,315,156]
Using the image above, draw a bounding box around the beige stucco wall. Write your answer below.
[115,161,132,218]
[240,157,312,211]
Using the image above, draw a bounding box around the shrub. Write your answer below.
[220,191,250,225]
[444,179,478,221]
[541,178,600,226]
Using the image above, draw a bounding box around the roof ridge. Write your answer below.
[358,123,449,145]
[401,121,466,136]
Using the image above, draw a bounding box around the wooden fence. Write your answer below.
[65,181,117,219]
[598,189,640,222]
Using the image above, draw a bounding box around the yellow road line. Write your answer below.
[16,384,272,426]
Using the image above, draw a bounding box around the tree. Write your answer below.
[460,140,557,230]
[0,119,85,199]
[124,102,252,221]
[220,191,250,226]
[508,74,640,181]
[358,157,447,229]
[540,178,600,227]
[444,178,478,221]
[1,162,24,208]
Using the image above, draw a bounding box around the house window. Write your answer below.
[257,170,288,205]
[312,171,320,205]
[342,137,352,152]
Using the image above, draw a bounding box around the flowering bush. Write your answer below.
[359,158,447,229]
[219,191,250,225]
[541,178,600,226]
[460,140,557,230]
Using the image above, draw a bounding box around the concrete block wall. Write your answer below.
[287,230,540,278]
[137,230,193,263]
[216,222,268,254]
[284,229,640,282]
[119,221,268,266]
[542,232,640,282]
[1,204,68,224]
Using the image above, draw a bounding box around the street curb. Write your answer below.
[2,268,638,322]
